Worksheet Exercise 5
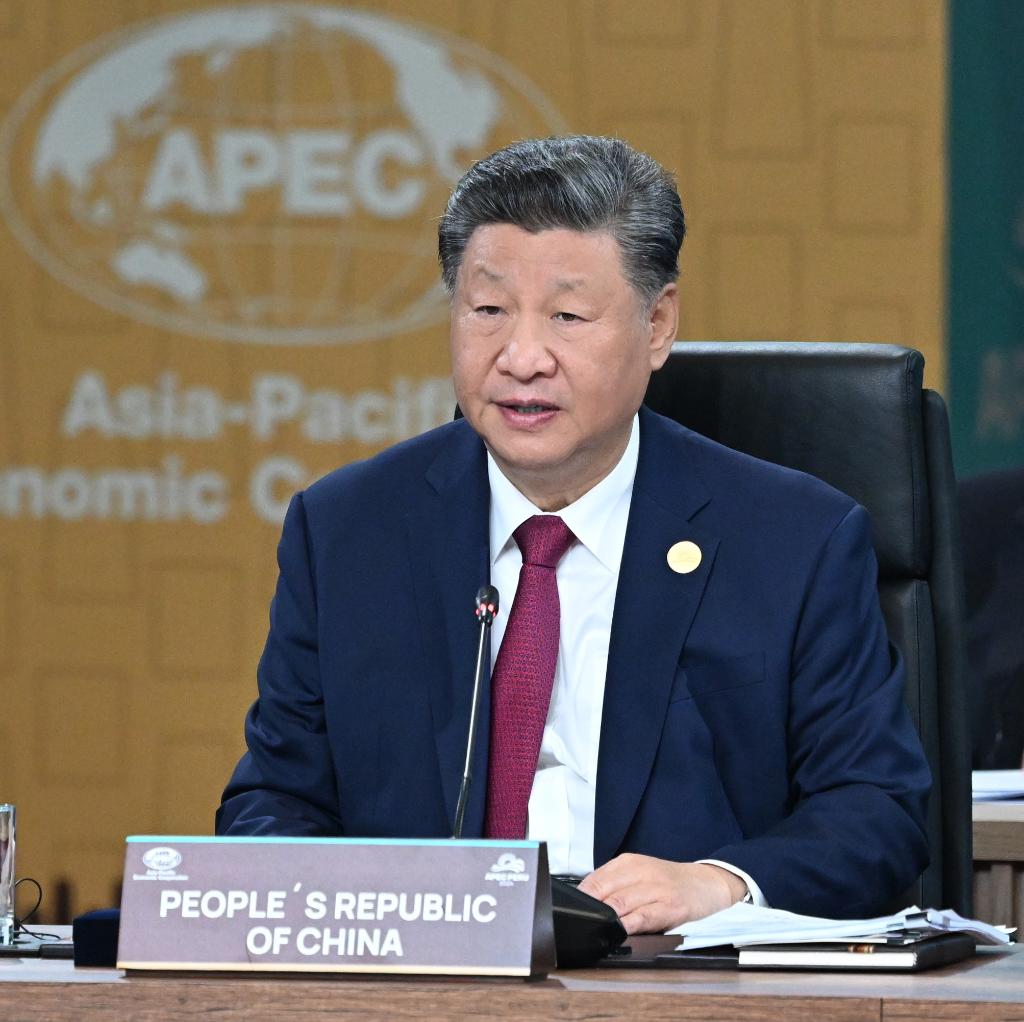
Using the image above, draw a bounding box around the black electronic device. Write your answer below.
[550,876,627,967]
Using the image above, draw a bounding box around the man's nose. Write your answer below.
[496,319,557,379]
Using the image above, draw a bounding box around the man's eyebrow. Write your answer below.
[466,267,589,291]
[469,264,504,282]
[552,277,587,293]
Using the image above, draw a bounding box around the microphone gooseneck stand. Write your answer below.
[452,585,626,967]
[452,586,498,840]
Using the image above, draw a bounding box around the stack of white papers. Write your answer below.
[972,769,1024,801]
[668,903,1013,950]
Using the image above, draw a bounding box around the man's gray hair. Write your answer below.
[438,136,685,307]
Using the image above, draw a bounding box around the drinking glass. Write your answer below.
[0,804,15,945]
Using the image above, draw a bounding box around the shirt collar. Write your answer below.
[488,413,639,573]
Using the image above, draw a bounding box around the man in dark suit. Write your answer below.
[218,136,930,931]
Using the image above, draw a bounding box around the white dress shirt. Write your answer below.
[487,414,765,906]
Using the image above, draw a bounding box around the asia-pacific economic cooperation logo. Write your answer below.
[0,5,564,345]
[134,846,188,881]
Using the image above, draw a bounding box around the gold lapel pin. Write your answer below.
[667,540,702,574]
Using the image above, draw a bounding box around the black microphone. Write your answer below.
[451,585,498,840]
[451,584,626,967]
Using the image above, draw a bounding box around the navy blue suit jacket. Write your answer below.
[217,407,930,917]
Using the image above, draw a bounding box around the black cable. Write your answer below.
[9,877,63,944]
[16,926,62,942]
[14,877,42,928]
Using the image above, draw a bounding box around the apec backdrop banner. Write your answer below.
[0,0,947,917]
[0,4,563,524]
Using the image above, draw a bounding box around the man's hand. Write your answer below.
[577,854,748,934]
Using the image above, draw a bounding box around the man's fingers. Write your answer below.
[617,909,650,936]
[578,856,741,932]
[577,871,608,900]
[615,894,673,935]
[578,853,647,900]
[596,880,651,920]
[585,875,687,933]
[578,870,636,906]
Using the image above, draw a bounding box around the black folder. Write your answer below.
[733,931,976,971]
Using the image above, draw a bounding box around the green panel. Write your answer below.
[949,0,1024,475]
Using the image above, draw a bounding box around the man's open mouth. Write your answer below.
[499,401,557,414]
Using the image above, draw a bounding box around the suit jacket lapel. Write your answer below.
[594,409,720,866]
[404,424,491,835]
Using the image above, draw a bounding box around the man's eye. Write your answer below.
[475,305,502,316]
[554,311,582,322]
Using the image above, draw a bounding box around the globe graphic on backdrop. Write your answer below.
[1,5,564,344]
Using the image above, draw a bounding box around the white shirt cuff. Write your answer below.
[697,859,768,907]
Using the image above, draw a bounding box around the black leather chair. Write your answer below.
[645,341,972,914]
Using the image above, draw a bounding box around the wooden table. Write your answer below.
[973,801,1024,933]
[1,936,1022,1021]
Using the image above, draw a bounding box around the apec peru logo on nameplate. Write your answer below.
[118,836,555,977]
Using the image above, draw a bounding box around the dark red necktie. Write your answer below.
[484,515,576,839]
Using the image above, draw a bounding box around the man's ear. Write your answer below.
[647,283,678,371]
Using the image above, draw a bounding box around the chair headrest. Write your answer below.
[645,342,929,577]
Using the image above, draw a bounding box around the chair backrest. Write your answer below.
[645,341,972,914]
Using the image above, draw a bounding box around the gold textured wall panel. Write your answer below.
[0,0,947,919]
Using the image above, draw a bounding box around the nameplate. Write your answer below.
[117,836,554,977]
